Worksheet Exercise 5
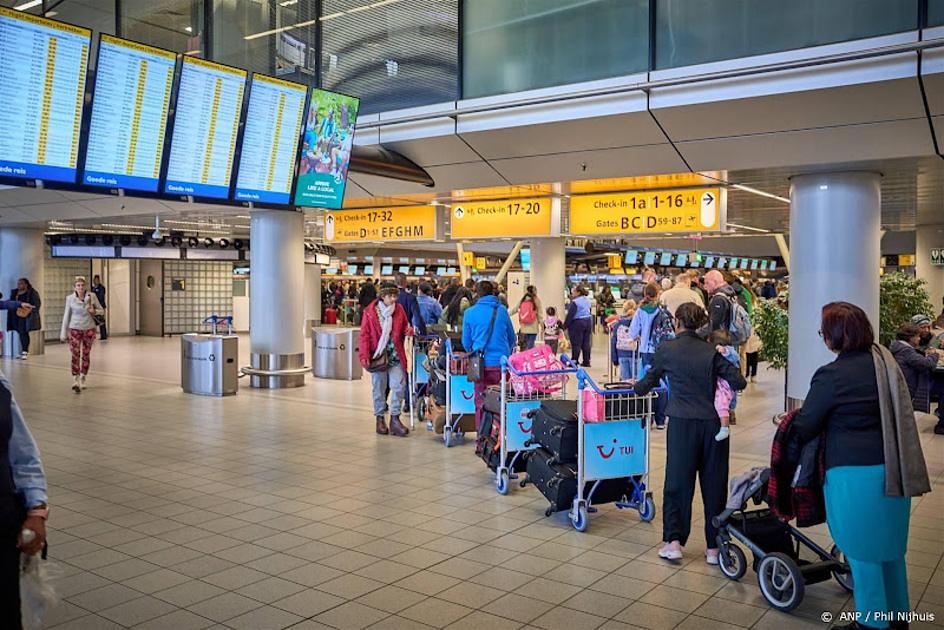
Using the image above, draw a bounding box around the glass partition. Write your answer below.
[655,0,919,69]
[463,0,649,99]
[930,0,944,26]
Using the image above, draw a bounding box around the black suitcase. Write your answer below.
[525,447,577,515]
[484,386,502,415]
[527,400,578,463]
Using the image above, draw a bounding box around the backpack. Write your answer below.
[518,299,537,324]
[648,306,676,351]
[728,298,752,346]
[615,322,636,352]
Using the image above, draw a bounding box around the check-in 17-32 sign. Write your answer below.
[324,205,439,242]
[569,187,725,235]
[450,197,553,238]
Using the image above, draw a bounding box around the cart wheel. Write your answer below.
[496,469,509,495]
[719,543,747,581]
[757,552,805,612]
[830,545,854,593]
[638,497,656,522]
[571,504,589,532]
[443,428,452,448]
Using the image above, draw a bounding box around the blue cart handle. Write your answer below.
[577,368,666,395]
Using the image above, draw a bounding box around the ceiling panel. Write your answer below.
[489,144,688,185]
[380,121,482,167]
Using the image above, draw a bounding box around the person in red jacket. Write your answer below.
[359,284,412,436]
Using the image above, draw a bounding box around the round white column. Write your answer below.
[787,172,881,405]
[530,237,567,320]
[303,262,322,336]
[0,229,46,356]
[249,210,306,388]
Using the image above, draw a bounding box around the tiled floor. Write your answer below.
[2,334,942,630]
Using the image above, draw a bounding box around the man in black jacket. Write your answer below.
[704,269,737,334]
[91,275,107,340]
[634,302,747,564]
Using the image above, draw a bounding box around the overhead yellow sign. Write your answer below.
[475,256,487,271]
[450,197,553,238]
[324,205,438,242]
[461,251,475,266]
[570,187,724,235]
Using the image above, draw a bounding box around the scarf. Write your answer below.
[871,343,932,497]
[373,301,396,359]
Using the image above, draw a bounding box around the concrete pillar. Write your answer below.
[0,229,46,356]
[249,210,305,388]
[530,237,566,322]
[787,172,881,406]
[303,262,322,337]
[916,224,944,316]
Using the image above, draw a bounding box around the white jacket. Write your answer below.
[60,293,103,339]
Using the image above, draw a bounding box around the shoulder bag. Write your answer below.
[467,305,498,382]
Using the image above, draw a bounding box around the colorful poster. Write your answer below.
[293,89,359,209]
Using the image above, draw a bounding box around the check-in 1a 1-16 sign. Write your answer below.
[450,197,553,238]
[569,187,725,235]
[324,205,439,243]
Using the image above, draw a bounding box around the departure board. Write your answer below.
[0,7,90,182]
[164,57,246,199]
[234,74,306,205]
[83,35,176,192]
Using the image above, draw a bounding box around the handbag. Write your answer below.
[366,352,389,373]
[467,306,498,382]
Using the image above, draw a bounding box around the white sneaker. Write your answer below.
[658,542,683,561]
[18,352,27,360]
[79,374,87,390]
[705,550,720,565]
[72,376,81,393]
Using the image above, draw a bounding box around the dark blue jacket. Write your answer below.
[461,295,516,368]
[397,290,426,336]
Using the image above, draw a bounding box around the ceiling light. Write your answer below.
[347,4,372,13]
[280,0,298,5]
[13,1,42,11]
[244,18,315,40]
[731,184,790,204]
[184,50,202,56]
[371,0,402,7]
[727,222,771,234]
[320,12,344,20]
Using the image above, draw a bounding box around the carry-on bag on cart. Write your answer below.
[478,411,528,473]
[484,386,502,415]
[525,447,578,514]
[507,346,568,396]
[583,383,652,422]
[527,399,578,464]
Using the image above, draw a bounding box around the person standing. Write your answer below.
[509,285,542,350]
[59,276,104,393]
[563,286,594,367]
[439,287,473,331]
[440,277,460,308]
[659,271,704,315]
[395,272,426,337]
[792,303,930,630]
[359,284,412,437]
[0,368,49,629]
[704,270,738,334]
[633,302,746,563]
[629,283,668,428]
[462,281,516,440]
[744,329,763,383]
[416,282,443,328]
[6,279,41,359]
[91,275,107,341]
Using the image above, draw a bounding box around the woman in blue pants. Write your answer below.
[792,303,930,630]
[563,286,594,367]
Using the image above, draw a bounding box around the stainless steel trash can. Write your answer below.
[181,334,238,396]
[311,327,361,380]
[2,330,44,357]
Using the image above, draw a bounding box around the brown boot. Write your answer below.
[729,409,737,425]
[389,415,409,437]
[376,415,389,435]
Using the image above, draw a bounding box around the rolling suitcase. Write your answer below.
[525,447,577,515]
[484,386,502,415]
[527,399,578,464]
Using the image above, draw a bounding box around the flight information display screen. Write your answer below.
[83,35,176,191]
[234,74,306,204]
[659,252,673,266]
[164,57,246,199]
[643,251,656,265]
[0,8,90,182]
[293,88,359,209]
[624,250,638,264]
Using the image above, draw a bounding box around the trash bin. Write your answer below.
[2,330,44,357]
[312,327,361,380]
[181,334,239,396]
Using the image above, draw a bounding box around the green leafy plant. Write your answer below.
[879,272,933,346]
[754,296,788,370]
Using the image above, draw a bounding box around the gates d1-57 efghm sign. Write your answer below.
[569,187,726,235]
[324,205,440,243]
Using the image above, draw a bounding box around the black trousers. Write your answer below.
[0,497,23,630]
[745,352,759,377]
[568,318,593,367]
[663,417,729,548]
[12,321,29,353]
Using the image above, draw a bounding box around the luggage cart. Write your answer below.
[571,370,658,532]
[443,338,475,447]
[409,334,439,430]
[495,355,576,495]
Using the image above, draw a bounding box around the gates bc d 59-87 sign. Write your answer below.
[569,187,725,235]
[324,205,439,243]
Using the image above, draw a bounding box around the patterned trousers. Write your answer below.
[68,328,96,376]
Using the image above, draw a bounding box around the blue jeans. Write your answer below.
[372,363,406,417]
[618,356,637,381]
[640,352,667,427]
[522,333,537,350]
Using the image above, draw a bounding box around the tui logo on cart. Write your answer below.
[461,390,474,400]
[517,408,533,433]
[596,438,634,460]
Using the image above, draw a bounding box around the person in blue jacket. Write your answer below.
[462,281,516,438]
[563,285,594,367]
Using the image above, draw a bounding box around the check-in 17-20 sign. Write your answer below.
[324,205,439,242]
[450,197,553,238]
[569,187,725,235]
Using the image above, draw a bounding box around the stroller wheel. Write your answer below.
[757,552,805,612]
[830,545,854,593]
[719,542,747,581]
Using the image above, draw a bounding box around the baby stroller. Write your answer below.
[713,468,853,612]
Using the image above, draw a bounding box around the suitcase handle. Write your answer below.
[550,426,563,437]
